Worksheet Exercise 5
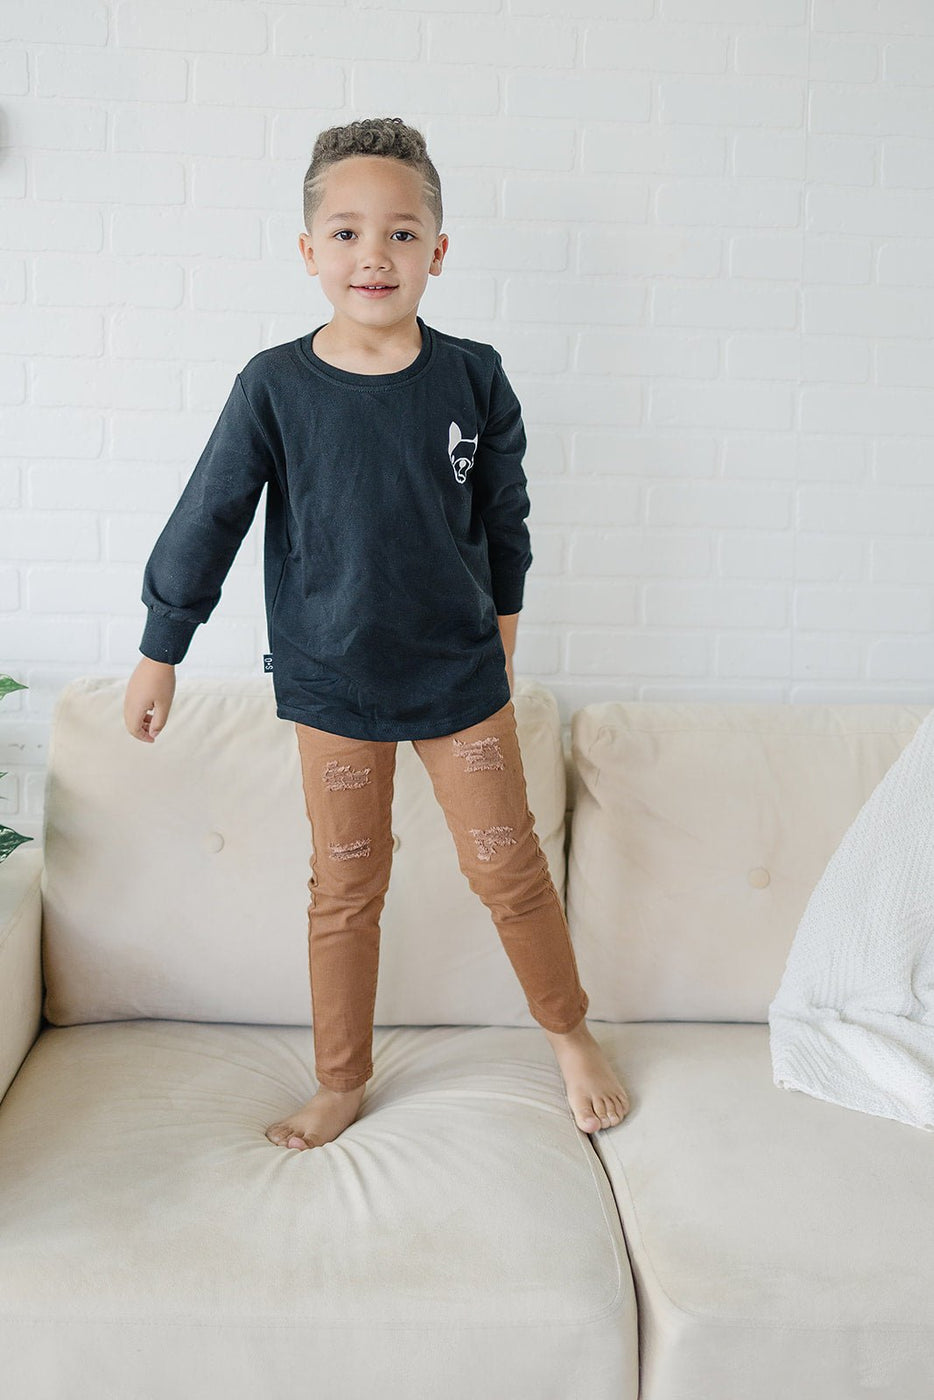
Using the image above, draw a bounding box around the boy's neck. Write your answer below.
[311,311,423,375]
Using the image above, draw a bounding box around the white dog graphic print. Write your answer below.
[448,421,478,483]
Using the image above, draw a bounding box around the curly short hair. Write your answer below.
[302,116,443,238]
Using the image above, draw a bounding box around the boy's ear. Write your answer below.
[297,233,318,274]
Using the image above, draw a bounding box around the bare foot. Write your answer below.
[543,1020,630,1133]
[266,1082,366,1151]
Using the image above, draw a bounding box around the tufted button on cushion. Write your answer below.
[747,866,770,888]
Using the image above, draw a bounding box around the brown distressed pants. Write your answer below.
[294,698,590,1090]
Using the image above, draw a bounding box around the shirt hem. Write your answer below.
[276,685,513,741]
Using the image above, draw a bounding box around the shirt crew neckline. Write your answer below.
[295,314,434,388]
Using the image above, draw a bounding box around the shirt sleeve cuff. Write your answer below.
[139,612,200,665]
[492,575,526,615]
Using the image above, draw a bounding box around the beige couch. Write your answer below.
[1,675,932,1399]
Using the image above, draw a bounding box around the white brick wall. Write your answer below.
[2,0,933,842]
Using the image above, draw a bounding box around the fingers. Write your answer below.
[124,698,169,743]
[124,698,151,743]
[149,698,170,739]
[124,660,175,742]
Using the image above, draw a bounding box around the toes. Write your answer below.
[572,1093,618,1133]
[607,1094,628,1123]
[583,1092,629,1131]
[267,1120,327,1150]
[288,1131,324,1150]
[604,1096,624,1123]
[267,1123,308,1147]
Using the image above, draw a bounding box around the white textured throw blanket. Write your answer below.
[769,708,934,1132]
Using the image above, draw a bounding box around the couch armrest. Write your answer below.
[0,845,44,1107]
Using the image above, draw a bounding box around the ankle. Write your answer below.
[543,1017,591,1044]
[318,1080,367,1096]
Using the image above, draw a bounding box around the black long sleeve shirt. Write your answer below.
[139,315,533,740]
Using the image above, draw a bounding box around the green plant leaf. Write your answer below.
[0,677,30,864]
[0,677,28,701]
[0,827,33,863]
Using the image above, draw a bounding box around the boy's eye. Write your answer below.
[333,230,415,242]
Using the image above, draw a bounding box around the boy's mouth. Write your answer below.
[352,284,397,297]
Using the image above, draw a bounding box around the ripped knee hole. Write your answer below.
[453,734,505,772]
[323,759,371,790]
[328,838,371,861]
[469,825,517,862]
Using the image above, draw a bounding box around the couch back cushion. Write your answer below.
[41,676,568,1028]
[567,700,931,1023]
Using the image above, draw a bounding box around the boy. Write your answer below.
[124,116,629,1149]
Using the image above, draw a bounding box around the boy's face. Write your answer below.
[298,155,448,331]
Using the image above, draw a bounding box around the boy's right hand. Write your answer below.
[125,657,176,743]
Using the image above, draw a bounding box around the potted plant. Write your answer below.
[0,675,34,864]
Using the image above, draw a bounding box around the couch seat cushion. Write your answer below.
[592,1022,934,1400]
[0,1020,636,1400]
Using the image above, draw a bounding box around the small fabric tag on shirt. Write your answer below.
[263,654,274,673]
